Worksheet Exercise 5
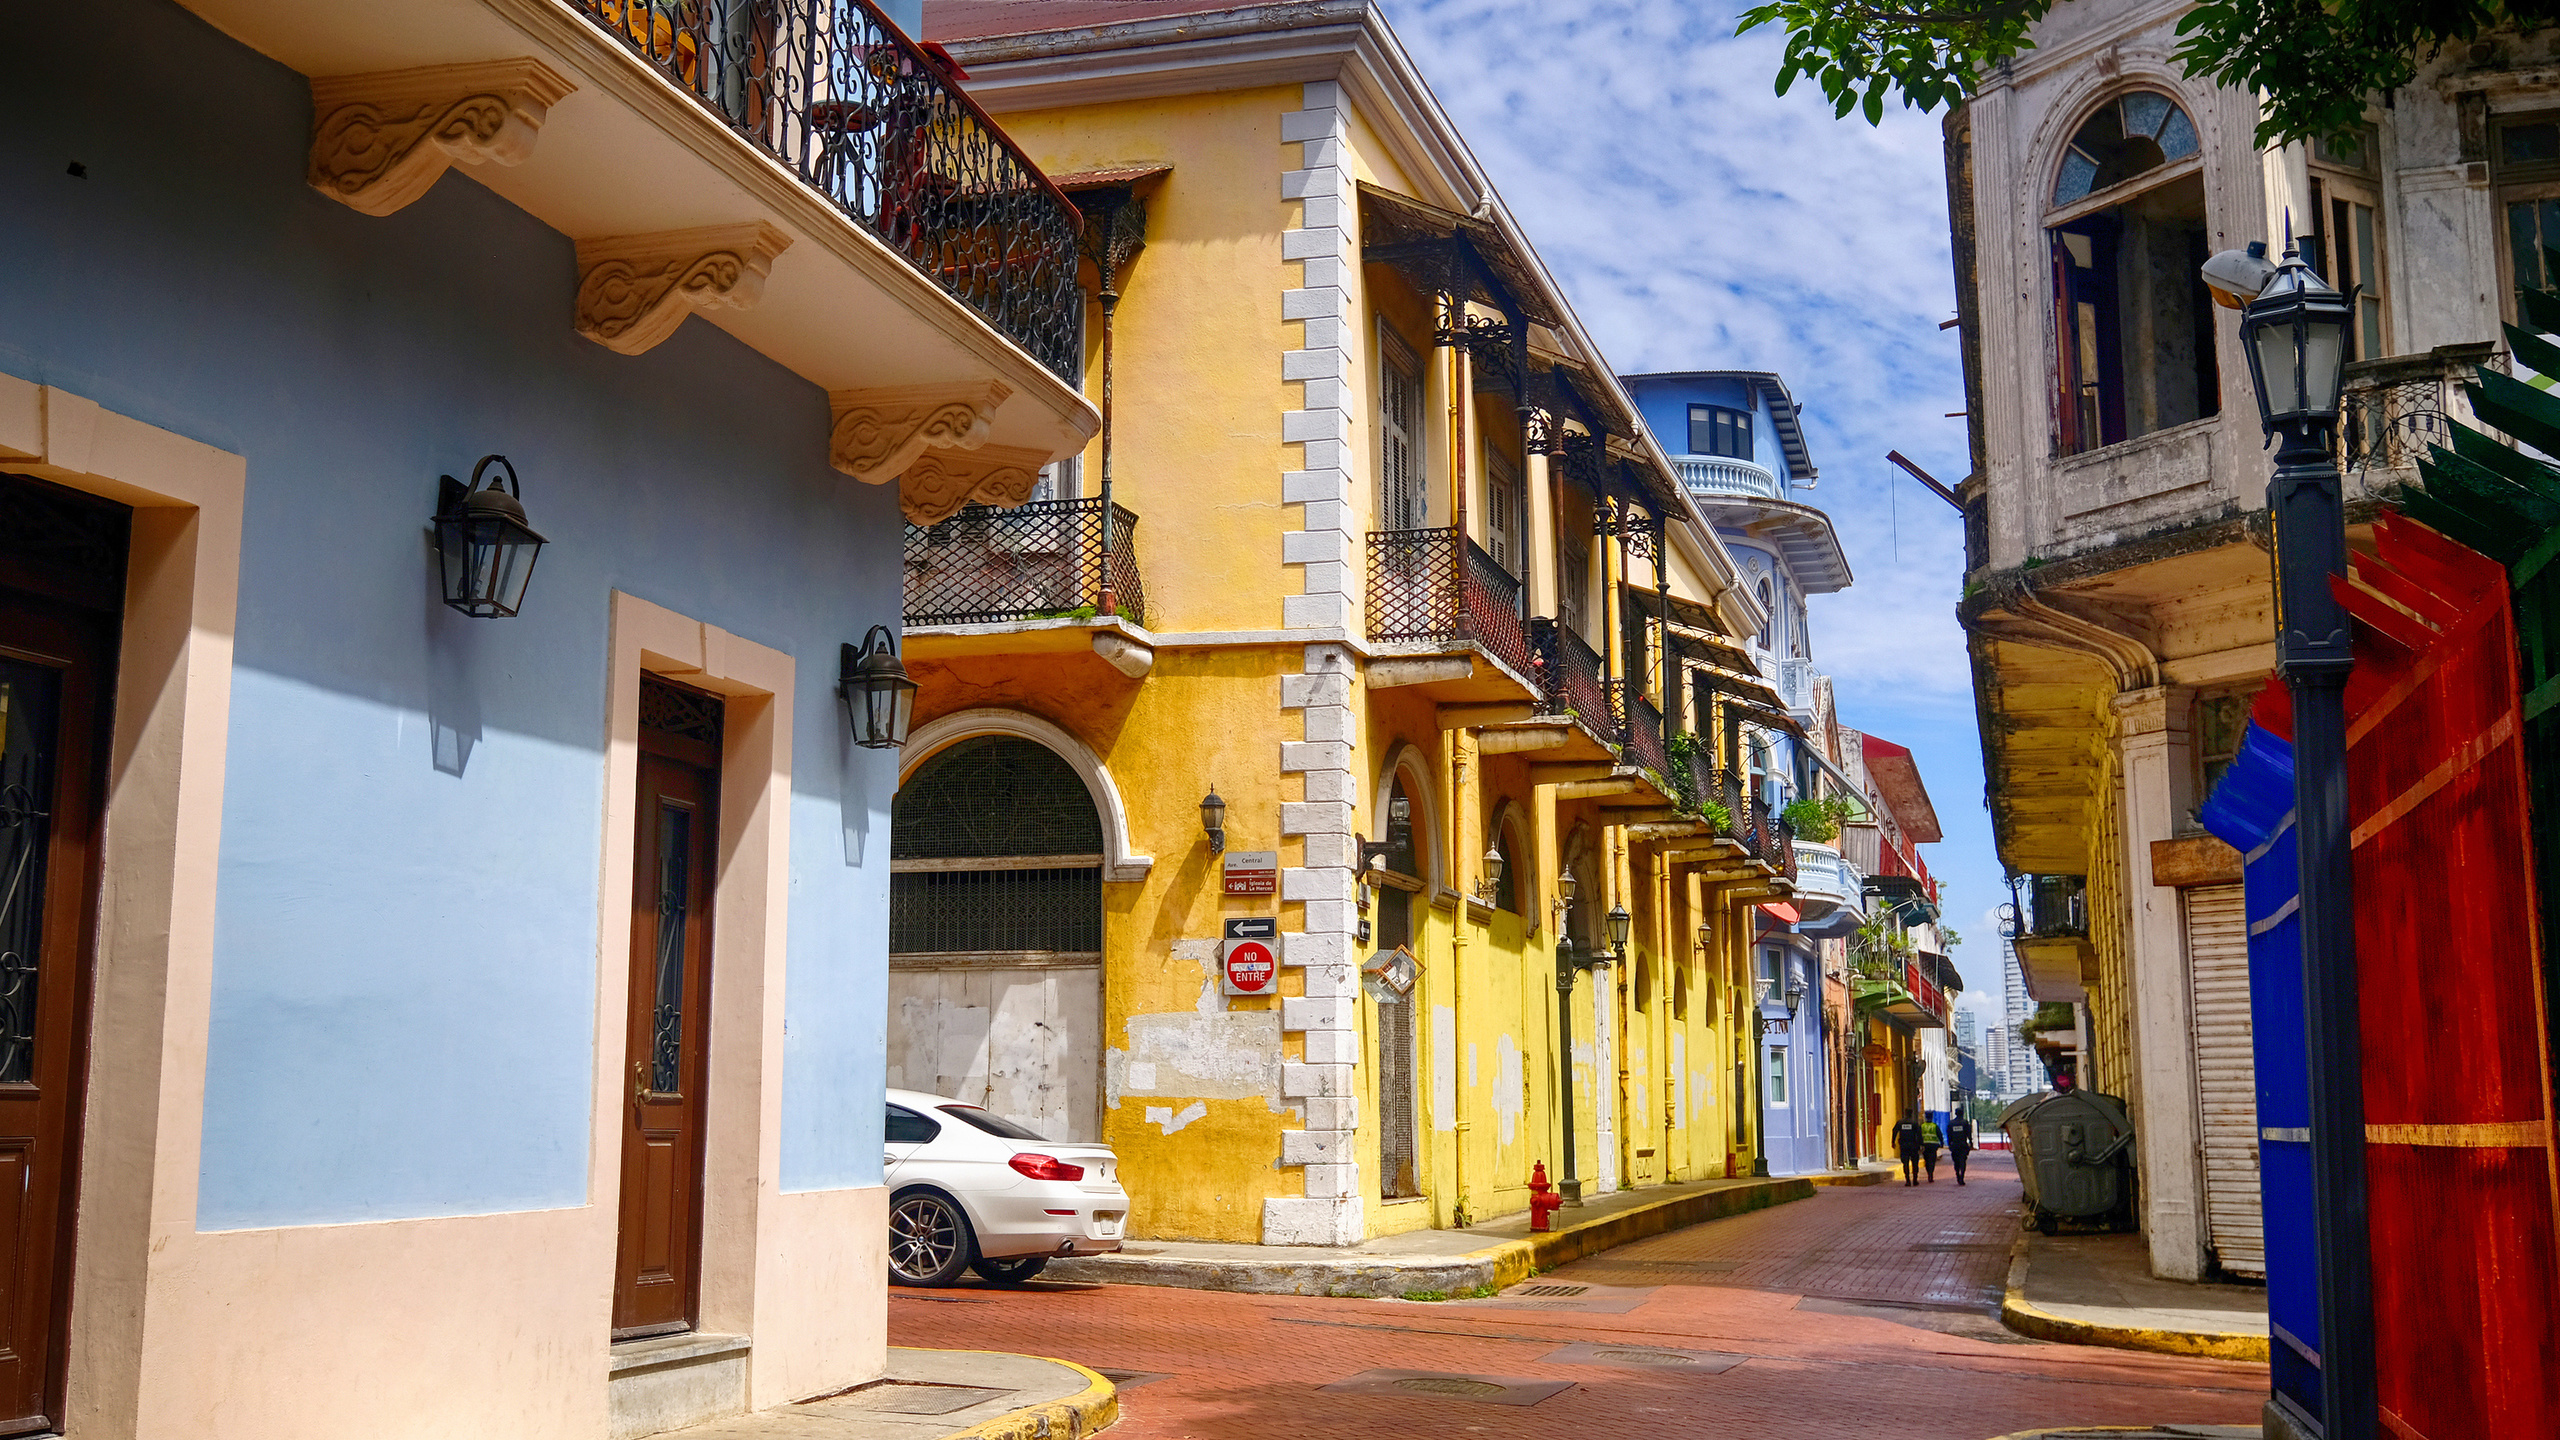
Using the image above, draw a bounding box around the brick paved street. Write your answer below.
[887,1154,2269,1440]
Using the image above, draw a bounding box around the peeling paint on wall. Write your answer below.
[1107,1011,1282,1106]
[1431,1005,1456,1131]
[1493,1034,1522,1146]
[1144,1100,1210,1135]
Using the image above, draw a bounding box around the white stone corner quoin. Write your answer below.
[573,224,793,357]
[1268,78,1367,1250]
[307,58,576,217]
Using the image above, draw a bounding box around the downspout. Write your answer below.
[1451,727,1474,1227]
[1090,204,1123,618]
[1613,827,1635,1189]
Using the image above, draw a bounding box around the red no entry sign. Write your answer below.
[1222,938,1277,995]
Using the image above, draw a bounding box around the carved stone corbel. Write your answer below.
[309,59,575,217]
[896,445,1052,526]
[573,224,793,355]
[827,381,1013,486]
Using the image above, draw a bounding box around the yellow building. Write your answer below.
[885,0,1803,1245]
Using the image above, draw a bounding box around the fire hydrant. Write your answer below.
[1528,1162,1563,1233]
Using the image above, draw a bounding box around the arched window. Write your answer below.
[1755,575,1774,650]
[891,736,1102,957]
[1673,961,1689,1020]
[2053,90,2198,206]
[2048,89,2219,456]
[1488,809,1523,915]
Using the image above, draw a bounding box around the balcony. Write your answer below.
[904,497,1144,626]
[1789,840,1862,926]
[1757,652,1817,715]
[569,0,1083,377]
[1366,529,1537,685]
[2339,342,2503,488]
[1617,683,1672,780]
[2001,873,2091,1003]
[1850,953,1949,1030]
[1673,454,1785,501]
[1531,618,1615,746]
[1676,761,1798,878]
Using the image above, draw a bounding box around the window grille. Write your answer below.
[892,736,1102,957]
[1377,995,1420,1197]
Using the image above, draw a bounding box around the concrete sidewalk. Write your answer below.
[2001,1231,2271,1362]
[1047,1164,1890,1299]
[657,1348,1114,1440]
[1988,1429,2259,1440]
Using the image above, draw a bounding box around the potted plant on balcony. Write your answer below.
[1780,794,1855,844]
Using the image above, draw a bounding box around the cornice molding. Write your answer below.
[827,380,1014,487]
[308,58,576,217]
[573,223,793,355]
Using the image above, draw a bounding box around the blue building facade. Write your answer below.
[1,0,1090,1433]
[1622,372,1857,1178]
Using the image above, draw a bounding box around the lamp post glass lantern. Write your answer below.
[1200,789,1227,853]
[434,454,546,618]
[1605,902,1632,956]
[839,626,916,750]
[2239,239,2353,433]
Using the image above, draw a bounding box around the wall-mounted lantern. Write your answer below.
[434,455,547,618]
[1199,788,1227,853]
[1552,868,1578,921]
[1604,902,1632,958]
[1473,843,1505,903]
[839,626,916,750]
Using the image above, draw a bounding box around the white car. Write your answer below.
[883,1089,1129,1286]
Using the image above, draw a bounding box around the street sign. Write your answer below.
[1221,937,1279,995]
[1222,849,1278,896]
[1223,917,1277,940]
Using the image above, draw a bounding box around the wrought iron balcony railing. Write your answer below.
[1365,529,1537,681]
[2339,342,2504,478]
[1531,618,1614,745]
[572,0,1082,377]
[1619,686,1671,780]
[904,497,1144,626]
[2000,873,2087,940]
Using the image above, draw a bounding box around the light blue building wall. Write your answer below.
[6,0,898,1229]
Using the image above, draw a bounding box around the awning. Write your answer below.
[1356,182,1559,328]
[1758,901,1800,924]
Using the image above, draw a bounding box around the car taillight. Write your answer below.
[1009,1153,1086,1182]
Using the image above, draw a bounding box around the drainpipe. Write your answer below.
[1090,210,1122,619]
[1612,828,1635,1190]
[1451,727,1474,1227]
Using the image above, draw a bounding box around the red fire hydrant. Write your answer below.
[1528,1162,1563,1232]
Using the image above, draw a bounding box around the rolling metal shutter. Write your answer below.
[2187,884,2263,1278]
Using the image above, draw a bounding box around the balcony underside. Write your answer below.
[1367,641,1542,707]
[188,0,1094,466]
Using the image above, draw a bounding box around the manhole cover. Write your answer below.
[1318,1370,1575,1406]
[1514,1284,1588,1297]
[1395,1377,1507,1396]
[1543,1341,1749,1373]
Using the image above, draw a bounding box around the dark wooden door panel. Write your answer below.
[0,582,115,1435]
[613,683,719,1339]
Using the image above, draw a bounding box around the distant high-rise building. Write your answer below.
[2002,938,2037,1092]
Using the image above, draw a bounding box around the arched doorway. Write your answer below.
[890,734,1104,1140]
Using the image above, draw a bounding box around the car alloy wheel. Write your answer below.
[888,1189,974,1287]
[970,1255,1050,1286]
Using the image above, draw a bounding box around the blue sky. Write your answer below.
[1383,0,2011,1022]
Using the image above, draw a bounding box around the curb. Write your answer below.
[932,1352,1118,1440]
[1050,1175,1816,1299]
[1997,1235,2271,1363]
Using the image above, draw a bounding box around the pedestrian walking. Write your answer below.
[1892,1111,1923,1186]
[1920,1115,1944,1181]
[1948,1111,1975,1185]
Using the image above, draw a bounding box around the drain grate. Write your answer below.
[1319,1370,1575,1406]
[1513,1284,1588,1297]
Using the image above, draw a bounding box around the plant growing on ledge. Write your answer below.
[1780,794,1856,843]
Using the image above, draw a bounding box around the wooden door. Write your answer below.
[0,592,110,1433]
[613,680,721,1339]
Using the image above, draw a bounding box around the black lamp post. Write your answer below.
[434,455,547,618]
[1551,870,1604,1204]
[839,626,917,750]
[2206,234,2373,1440]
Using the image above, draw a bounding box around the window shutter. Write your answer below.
[1381,328,1423,531]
